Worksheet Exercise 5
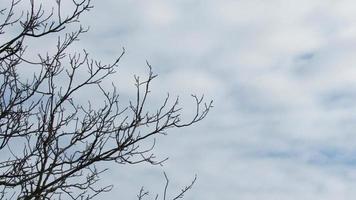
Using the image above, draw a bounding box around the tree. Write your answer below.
[0,0,212,199]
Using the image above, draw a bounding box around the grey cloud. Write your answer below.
[21,0,356,199]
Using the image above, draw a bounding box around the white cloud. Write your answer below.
[81,0,356,199]
[16,0,356,199]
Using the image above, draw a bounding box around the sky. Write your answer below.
[80,1,356,200]
[8,0,356,199]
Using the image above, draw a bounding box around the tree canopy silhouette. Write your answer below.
[0,0,212,199]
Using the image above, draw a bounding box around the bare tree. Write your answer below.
[0,0,212,199]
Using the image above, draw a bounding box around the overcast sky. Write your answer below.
[22,0,356,199]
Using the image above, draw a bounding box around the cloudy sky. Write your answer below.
[77,1,356,200]
[20,0,356,199]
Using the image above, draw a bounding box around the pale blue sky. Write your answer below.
[78,1,356,200]
[15,0,356,199]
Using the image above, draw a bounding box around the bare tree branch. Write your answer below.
[0,1,212,199]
